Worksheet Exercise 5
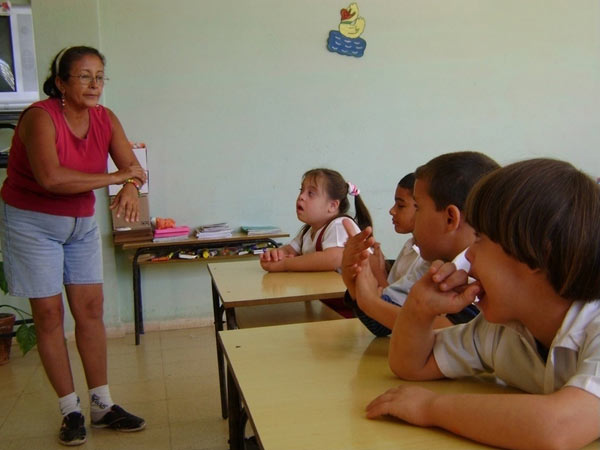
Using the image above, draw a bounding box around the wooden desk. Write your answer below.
[208,260,347,418]
[220,319,516,450]
[119,233,288,345]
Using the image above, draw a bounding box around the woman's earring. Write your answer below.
[61,94,65,108]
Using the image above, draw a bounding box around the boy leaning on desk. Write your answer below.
[348,159,600,449]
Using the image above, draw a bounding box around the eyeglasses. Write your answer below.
[69,74,109,86]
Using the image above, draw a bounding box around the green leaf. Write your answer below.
[15,324,36,356]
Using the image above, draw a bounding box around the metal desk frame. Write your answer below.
[121,234,287,345]
[208,262,346,419]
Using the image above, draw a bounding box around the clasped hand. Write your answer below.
[109,164,147,223]
[341,218,374,299]
[117,164,147,186]
[260,248,294,272]
[405,260,480,318]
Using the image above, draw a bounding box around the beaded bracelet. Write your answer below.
[123,178,142,196]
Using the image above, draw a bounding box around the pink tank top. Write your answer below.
[1,98,113,217]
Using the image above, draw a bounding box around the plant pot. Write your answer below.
[0,312,15,365]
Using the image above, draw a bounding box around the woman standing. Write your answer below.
[0,46,146,446]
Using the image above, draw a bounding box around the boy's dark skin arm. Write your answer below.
[367,260,600,450]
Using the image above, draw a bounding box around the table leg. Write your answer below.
[227,363,244,450]
[225,308,238,330]
[212,279,228,419]
[133,249,144,345]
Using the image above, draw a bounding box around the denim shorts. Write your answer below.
[0,201,103,298]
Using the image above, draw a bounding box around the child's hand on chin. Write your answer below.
[406,260,480,318]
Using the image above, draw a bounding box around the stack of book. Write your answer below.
[111,197,152,244]
[113,227,153,244]
[195,223,233,240]
[153,226,191,242]
[241,225,282,236]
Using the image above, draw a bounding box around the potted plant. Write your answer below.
[0,261,36,363]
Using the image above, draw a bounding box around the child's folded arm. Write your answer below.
[388,300,443,380]
[367,385,599,449]
[274,244,298,258]
[355,257,397,330]
[282,247,343,272]
[427,386,599,450]
[358,295,398,331]
[388,261,478,380]
[259,246,299,271]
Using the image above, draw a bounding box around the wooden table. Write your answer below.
[120,233,288,345]
[208,260,347,418]
[220,319,518,450]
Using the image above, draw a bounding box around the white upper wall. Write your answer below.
[16,0,600,328]
[98,0,600,248]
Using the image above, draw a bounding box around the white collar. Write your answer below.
[495,300,600,353]
[552,300,600,351]
[452,248,470,273]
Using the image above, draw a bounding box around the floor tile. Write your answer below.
[88,424,171,450]
[0,325,228,450]
[167,394,223,424]
[108,348,163,369]
[169,420,228,450]
[161,346,208,365]
[118,398,170,428]
[164,375,218,400]
[0,393,19,427]
[109,379,167,404]
[108,362,165,385]
[0,406,58,439]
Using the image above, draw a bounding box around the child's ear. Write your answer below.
[329,199,340,213]
[445,205,462,231]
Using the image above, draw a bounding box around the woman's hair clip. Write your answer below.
[347,182,360,197]
[55,47,70,74]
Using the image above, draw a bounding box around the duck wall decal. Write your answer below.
[327,3,366,58]
[339,3,365,39]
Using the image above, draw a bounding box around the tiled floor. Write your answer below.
[0,326,229,450]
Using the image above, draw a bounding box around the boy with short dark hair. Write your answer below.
[343,151,499,334]
[350,173,431,336]
[368,173,422,291]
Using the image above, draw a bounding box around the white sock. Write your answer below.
[89,385,114,421]
[59,392,81,416]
